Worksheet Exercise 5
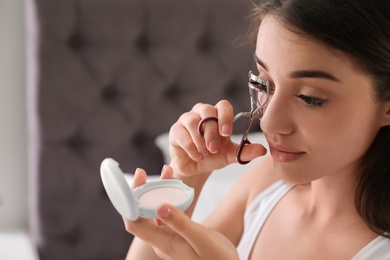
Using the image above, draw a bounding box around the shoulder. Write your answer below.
[222,154,280,213]
[201,155,279,245]
[239,155,281,207]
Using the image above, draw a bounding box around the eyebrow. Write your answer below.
[253,54,341,82]
[290,70,340,82]
[253,54,268,71]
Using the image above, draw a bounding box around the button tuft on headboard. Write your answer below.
[135,33,150,53]
[66,134,89,151]
[101,85,120,103]
[198,34,213,53]
[68,32,84,51]
[63,226,81,246]
[131,131,147,148]
[164,84,180,100]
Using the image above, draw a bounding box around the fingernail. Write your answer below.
[208,140,220,154]
[161,164,167,174]
[134,168,141,174]
[201,148,208,156]
[157,204,172,219]
[221,124,231,136]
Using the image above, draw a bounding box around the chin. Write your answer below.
[273,163,317,185]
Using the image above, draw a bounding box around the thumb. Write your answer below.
[228,143,267,164]
[240,143,267,161]
[156,204,203,253]
[156,204,192,231]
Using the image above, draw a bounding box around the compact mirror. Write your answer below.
[100,158,194,221]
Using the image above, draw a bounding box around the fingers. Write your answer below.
[128,166,173,227]
[198,117,220,154]
[215,100,233,136]
[130,168,147,189]
[160,165,173,179]
[168,100,268,177]
[132,165,173,190]
[196,100,233,154]
[196,104,220,154]
[195,100,233,137]
[156,204,204,255]
[172,101,234,157]
[170,120,205,162]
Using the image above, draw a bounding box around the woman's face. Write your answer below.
[256,16,385,184]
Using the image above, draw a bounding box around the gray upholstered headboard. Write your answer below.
[28,0,255,259]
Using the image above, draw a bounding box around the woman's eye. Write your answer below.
[297,94,325,107]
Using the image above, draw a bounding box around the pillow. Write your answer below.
[155,131,268,222]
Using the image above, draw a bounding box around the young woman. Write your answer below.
[124,0,390,259]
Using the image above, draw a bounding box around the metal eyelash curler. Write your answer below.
[198,71,271,164]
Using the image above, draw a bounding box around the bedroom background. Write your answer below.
[0,0,266,259]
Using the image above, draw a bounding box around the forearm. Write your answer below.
[126,237,162,260]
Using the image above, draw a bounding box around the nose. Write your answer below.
[260,92,294,136]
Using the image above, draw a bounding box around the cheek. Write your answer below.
[305,105,379,173]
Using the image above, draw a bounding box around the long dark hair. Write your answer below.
[248,0,390,237]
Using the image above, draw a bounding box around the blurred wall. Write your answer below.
[0,0,28,231]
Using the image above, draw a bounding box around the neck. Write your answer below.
[298,170,360,226]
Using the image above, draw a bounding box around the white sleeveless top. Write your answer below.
[237,180,390,259]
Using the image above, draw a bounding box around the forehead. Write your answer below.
[255,15,354,74]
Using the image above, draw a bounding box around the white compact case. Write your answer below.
[100,158,194,221]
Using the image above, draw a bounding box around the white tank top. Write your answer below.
[237,180,390,259]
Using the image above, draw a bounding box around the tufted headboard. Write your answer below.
[27,0,255,259]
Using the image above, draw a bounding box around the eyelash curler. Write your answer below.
[197,71,270,164]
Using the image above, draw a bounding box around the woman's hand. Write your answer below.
[125,167,239,260]
[126,204,239,260]
[169,100,267,179]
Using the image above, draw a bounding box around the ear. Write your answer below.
[380,100,390,126]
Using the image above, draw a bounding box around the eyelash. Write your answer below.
[296,94,325,107]
[256,72,325,108]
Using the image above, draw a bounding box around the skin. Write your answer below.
[124,15,390,259]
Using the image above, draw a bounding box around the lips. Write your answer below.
[268,143,305,162]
